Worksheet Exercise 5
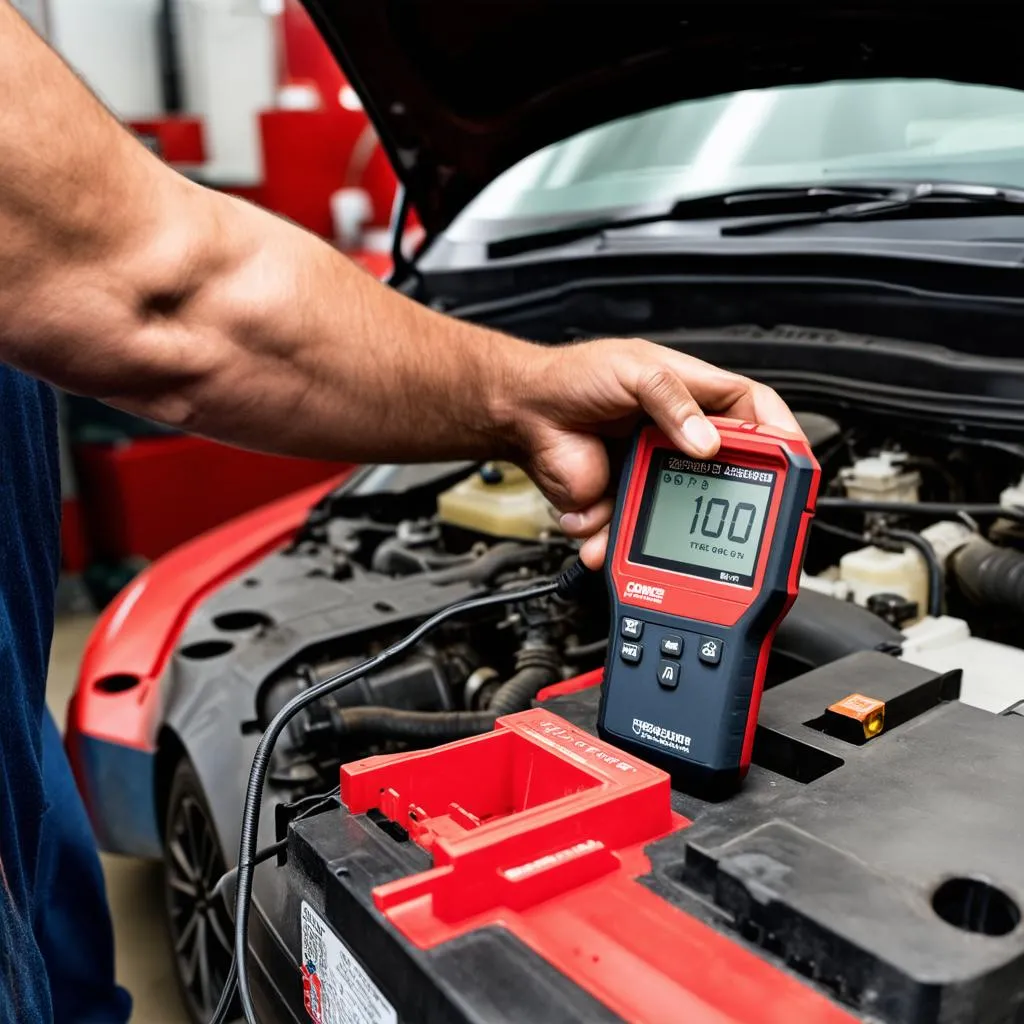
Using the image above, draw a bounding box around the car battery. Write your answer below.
[259,653,1024,1024]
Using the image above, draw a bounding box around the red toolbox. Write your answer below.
[73,435,346,562]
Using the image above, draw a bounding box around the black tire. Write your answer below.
[163,758,238,1024]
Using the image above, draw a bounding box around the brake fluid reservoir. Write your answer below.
[437,463,560,540]
[839,544,929,619]
[840,452,921,503]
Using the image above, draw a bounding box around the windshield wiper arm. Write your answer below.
[721,182,1024,236]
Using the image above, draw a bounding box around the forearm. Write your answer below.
[0,2,537,463]
[0,3,209,401]
[117,195,537,463]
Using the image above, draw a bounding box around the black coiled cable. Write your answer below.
[218,562,589,1024]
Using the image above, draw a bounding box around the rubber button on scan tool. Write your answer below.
[660,635,683,657]
[698,636,723,665]
[620,640,643,664]
[620,617,644,640]
[657,660,679,689]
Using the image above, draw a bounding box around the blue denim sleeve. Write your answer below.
[0,366,61,1023]
[33,709,132,1024]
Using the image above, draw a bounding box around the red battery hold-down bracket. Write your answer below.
[340,708,856,1024]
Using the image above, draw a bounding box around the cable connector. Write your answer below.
[555,558,594,599]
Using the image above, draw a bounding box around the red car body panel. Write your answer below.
[67,475,349,751]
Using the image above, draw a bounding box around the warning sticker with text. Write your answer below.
[300,901,398,1024]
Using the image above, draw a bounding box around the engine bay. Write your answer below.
[199,411,1024,800]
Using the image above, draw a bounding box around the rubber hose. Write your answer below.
[329,660,559,742]
[817,498,1024,524]
[877,527,943,618]
[564,638,608,660]
[330,705,500,742]
[371,537,472,575]
[429,542,547,586]
[950,538,1024,611]
[486,665,557,716]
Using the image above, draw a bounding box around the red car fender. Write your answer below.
[66,473,351,756]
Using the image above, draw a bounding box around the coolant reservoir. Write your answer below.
[1000,474,1024,510]
[437,463,561,540]
[839,544,929,619]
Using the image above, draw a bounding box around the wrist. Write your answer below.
[480,332,554,460]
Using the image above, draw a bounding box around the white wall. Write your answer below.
[177,0,276,184]
[42,0,276,183]
[10,0,50,36]
[48,0,163,120]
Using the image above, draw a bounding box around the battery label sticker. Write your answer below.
[301,901,397,1024]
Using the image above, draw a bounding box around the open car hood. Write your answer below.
[300,2,1018,235]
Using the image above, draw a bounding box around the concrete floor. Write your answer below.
[47,614,190,1024]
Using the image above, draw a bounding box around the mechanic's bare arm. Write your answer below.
[0,3,798,563]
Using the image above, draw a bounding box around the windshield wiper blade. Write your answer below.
[721,182,1024,237]
[487,183,900,259]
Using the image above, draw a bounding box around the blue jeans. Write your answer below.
[33,709,132,1024]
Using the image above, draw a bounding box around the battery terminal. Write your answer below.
[826,693,886,740]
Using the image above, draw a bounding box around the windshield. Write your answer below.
[449,79,1024,236]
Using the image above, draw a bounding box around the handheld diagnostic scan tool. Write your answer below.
[597,418,820,793]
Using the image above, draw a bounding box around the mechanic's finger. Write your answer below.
[748,381,802,435]
[559,497,614,538]
[699,374,801,435]
[663,354,800,435]
[635,365,721,458]
[580,525,610,569]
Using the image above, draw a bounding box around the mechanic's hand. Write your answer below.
[511,338,802,568]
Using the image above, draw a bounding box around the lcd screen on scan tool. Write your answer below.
[630,451,776,587]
